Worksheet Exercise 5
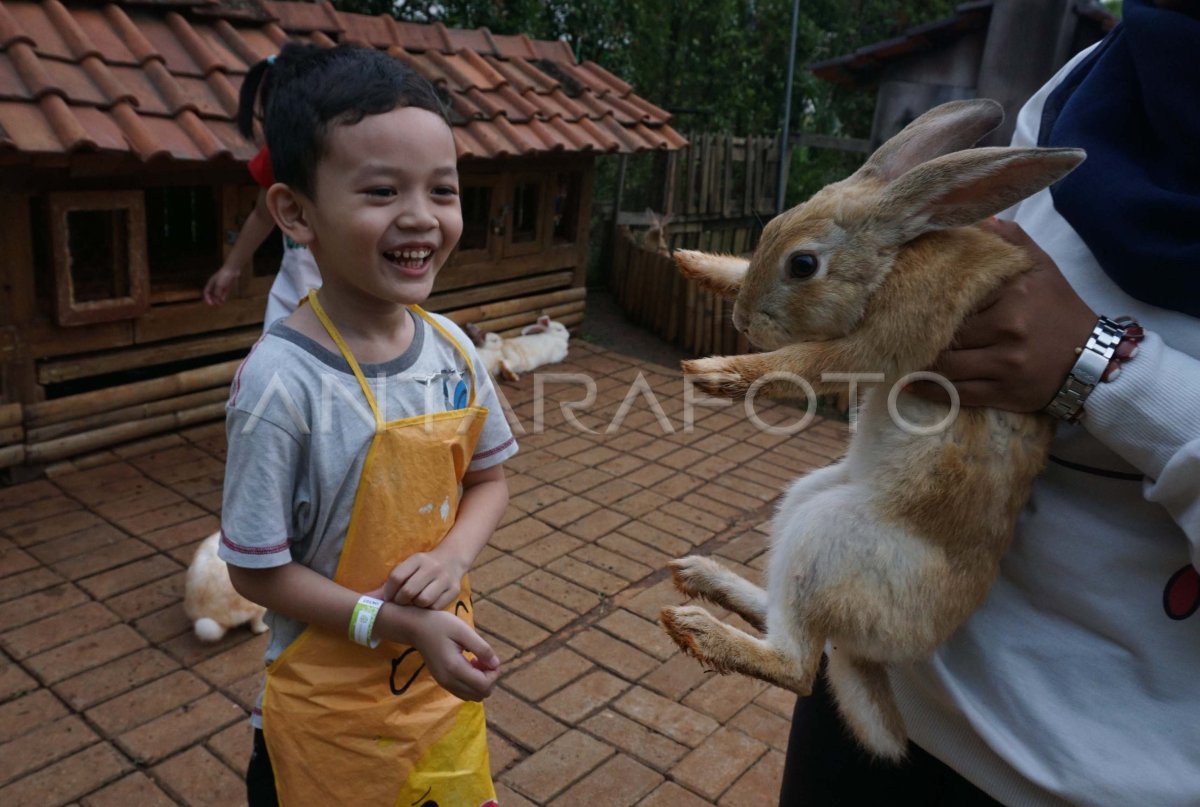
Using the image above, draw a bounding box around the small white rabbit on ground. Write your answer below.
[497,315,570,381]
[476,331,505,376]
[184,531,268,642]
[463,322,505,376]
[659,99,1084,761]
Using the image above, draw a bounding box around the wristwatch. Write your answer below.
[1043,316,1127,423]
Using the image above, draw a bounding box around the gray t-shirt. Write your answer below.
[217,310,518,724]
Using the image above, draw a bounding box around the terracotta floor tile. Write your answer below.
[79,771,177,807]
[549,752,662,806]
[580,709,687,771]
[0,341,853,805]
[567,627,660,681]
[150,745,244,806]
[1,601,119,660]
[502,646,593,702]
[0,742,130,807]
[501,728,614,803]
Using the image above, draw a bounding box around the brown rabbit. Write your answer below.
[658,99,1084,760]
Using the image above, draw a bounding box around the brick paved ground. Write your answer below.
[0,337,848,806]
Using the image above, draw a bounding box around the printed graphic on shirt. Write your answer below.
[1163,564,1199,620]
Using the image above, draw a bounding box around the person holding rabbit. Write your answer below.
[217,44,516,807]
[778,1,1200,804]
[202,53,323,330]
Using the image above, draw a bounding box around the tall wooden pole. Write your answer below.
[777,0,801,213]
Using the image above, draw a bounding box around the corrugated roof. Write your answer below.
[0,0,685,165]
[808,0,1118,88]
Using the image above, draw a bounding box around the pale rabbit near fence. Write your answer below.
[658,99,1084,760]
[184,531,268,642]
[497,315,570,381]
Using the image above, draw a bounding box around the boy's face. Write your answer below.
[302,106,462,307]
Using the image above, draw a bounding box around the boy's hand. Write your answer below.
[407,610,500,702]
[376,550,465,611]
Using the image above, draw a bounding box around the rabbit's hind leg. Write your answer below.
[660,604,819,694]
[669,556,767,632]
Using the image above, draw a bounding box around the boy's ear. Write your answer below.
[265,184,315,247]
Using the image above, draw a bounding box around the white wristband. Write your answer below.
[349,595,383,648]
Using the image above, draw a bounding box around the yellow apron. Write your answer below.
[262,290,497,807]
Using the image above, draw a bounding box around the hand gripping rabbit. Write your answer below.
[658,99,1084,760]
[184,531,268,642]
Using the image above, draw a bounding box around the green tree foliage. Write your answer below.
[329,0,954,206]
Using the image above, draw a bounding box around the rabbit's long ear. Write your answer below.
[674,250,749,299]
[857,99,1004,183]
[877,147,1085,243]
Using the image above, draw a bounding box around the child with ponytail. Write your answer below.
[202,48,323,329]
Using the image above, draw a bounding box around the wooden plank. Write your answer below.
[0,443,25,470]
[684,279,697,354]
[26,319,134,360]
[134,295,267,343]
[26,386,229,444]
[723,135,735,217]
[663,150,679,218]
[0,402,21,429]
[572,160,595,290]
[0,424,23,446]
[439,242,582,293]
[698,135,712,216]
[26,358,242,426]
[686,137,699,217]
[475,298,585,336]
[744,136,757,217]
[443,287,586,329]
[427,271,573,314]
[712,296,723,357]
[25,400,227,466]
[37,328,258,385]
[671,271,685,345]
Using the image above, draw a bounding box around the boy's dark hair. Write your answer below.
[251,44,449,198]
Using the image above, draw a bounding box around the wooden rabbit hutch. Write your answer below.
[0,0,684,471]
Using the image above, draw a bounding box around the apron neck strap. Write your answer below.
[411,306,478,409]
[307,289,384,429]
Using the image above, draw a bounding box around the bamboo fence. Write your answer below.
[609,132,780,356]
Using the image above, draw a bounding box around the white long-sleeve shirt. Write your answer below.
[891,45,1200,807]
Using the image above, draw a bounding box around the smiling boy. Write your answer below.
[217,44,516,807]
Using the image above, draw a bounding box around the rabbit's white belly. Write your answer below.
[766,460,965,658]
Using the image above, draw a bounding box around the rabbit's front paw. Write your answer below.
[669,556,725,599]
[682,358,750,398]
[660,605,736,674]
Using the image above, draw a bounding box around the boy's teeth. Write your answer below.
[386,249,432,261]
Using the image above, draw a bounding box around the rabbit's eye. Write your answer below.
[788,253,820,280]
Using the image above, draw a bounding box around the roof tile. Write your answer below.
[0,0,680,163]
[7,2,72,59]
[337,11,391,48]
[166,10,225,75]
[0,3,31,50]
[72,6,138,64]
[391,19,444,52]
[103,3,161,65]
[0,52,26,99]
[0,99,63,151]
[72,104,131,151]
[577,60,631,97]
[43,0,99,60]
[40,58,107,106]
